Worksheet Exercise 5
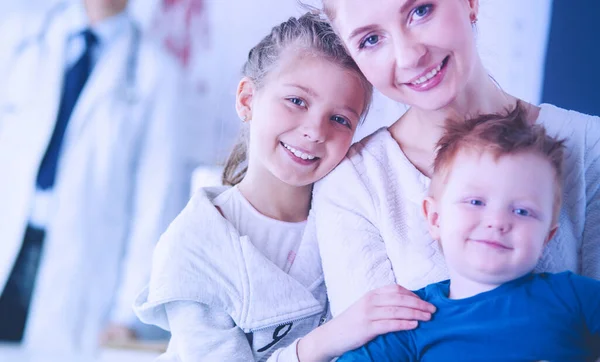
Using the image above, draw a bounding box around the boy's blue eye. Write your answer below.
[359,34,379,49]
[514,208,530,217]
[331,115,351,128]
[469,199,484,206]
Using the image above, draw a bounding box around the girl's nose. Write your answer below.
[301,117,327,143]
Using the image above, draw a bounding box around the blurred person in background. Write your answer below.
[0,0,191,352]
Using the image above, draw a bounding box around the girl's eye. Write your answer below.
[514,208,530,217]
[469,199,484,206]
[359,34,379,49]
[288,97,306,107]
[331,115,351,128]
[410,4,433,22]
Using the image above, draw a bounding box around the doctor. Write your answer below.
[0,0,191,352]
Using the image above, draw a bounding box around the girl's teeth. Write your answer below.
[283,143,316,160]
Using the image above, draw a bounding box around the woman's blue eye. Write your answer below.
[288,98,305,107]
[514,208,530,217]
[411,4,433,21]
[359,34,379,49]
[469,199,484,206]
[332,115,351,128]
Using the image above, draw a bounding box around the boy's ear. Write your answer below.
[544,225,559,246]
[423,196,441,240]
[236,77,255,121]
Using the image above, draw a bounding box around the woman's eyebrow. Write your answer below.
[347,0,417,41]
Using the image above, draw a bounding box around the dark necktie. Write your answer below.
[36,29,98,189]
[0,29,99,343]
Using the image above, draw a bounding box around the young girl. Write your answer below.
[135,12,436,362]
[312,0,600,318]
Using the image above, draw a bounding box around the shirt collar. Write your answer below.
[64,1,130,46]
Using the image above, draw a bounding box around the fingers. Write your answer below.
[368,305,432,322]
[373,284,415,296]
[371,288,436,313]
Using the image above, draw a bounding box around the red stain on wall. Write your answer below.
[154,0,209,69]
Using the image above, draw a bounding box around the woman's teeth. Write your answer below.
[411,61,444,85]
[283,143,316,160]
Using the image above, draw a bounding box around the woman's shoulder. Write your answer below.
[315,126,424,205]
[538,103,600,136]
[322,127,404,182]
[538,104,600,168]
[348,126,399,159]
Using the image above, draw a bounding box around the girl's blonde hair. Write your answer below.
[221,11,373,186]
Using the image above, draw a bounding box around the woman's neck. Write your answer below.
[237,166,312,223]
[389,61,536,177]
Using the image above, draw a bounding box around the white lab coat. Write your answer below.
[0,2,191,352]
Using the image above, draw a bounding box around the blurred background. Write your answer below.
[0,0,598,360]
[3,0,597,174]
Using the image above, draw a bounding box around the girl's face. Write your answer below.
[240,51,366,187]
[330,0,479,111]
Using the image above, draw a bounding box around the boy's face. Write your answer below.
[424,149,558,287]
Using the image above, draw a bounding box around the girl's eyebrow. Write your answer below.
[283,83,360,118]
[283,84,318,98]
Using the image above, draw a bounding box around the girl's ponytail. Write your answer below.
[221,127,249,186]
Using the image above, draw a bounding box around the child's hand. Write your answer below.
[297,284,435,361]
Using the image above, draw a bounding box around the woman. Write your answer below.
[313,0,600,317]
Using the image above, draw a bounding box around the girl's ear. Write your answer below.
[236,77,255,122]
[423,196,441,240]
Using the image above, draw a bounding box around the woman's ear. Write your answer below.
[423,196,441,240]
[236,77,255,122]
[467,0,479,23]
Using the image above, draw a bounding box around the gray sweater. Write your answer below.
[135,187,329,361]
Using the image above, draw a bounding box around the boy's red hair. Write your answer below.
[431,102,566,223]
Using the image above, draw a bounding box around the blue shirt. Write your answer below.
[339,272,600,362]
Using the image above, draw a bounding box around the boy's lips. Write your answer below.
[470,239,513,250]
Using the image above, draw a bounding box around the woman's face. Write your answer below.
[330,0,479,111]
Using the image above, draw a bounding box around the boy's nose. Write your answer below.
[485,209,512,233]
